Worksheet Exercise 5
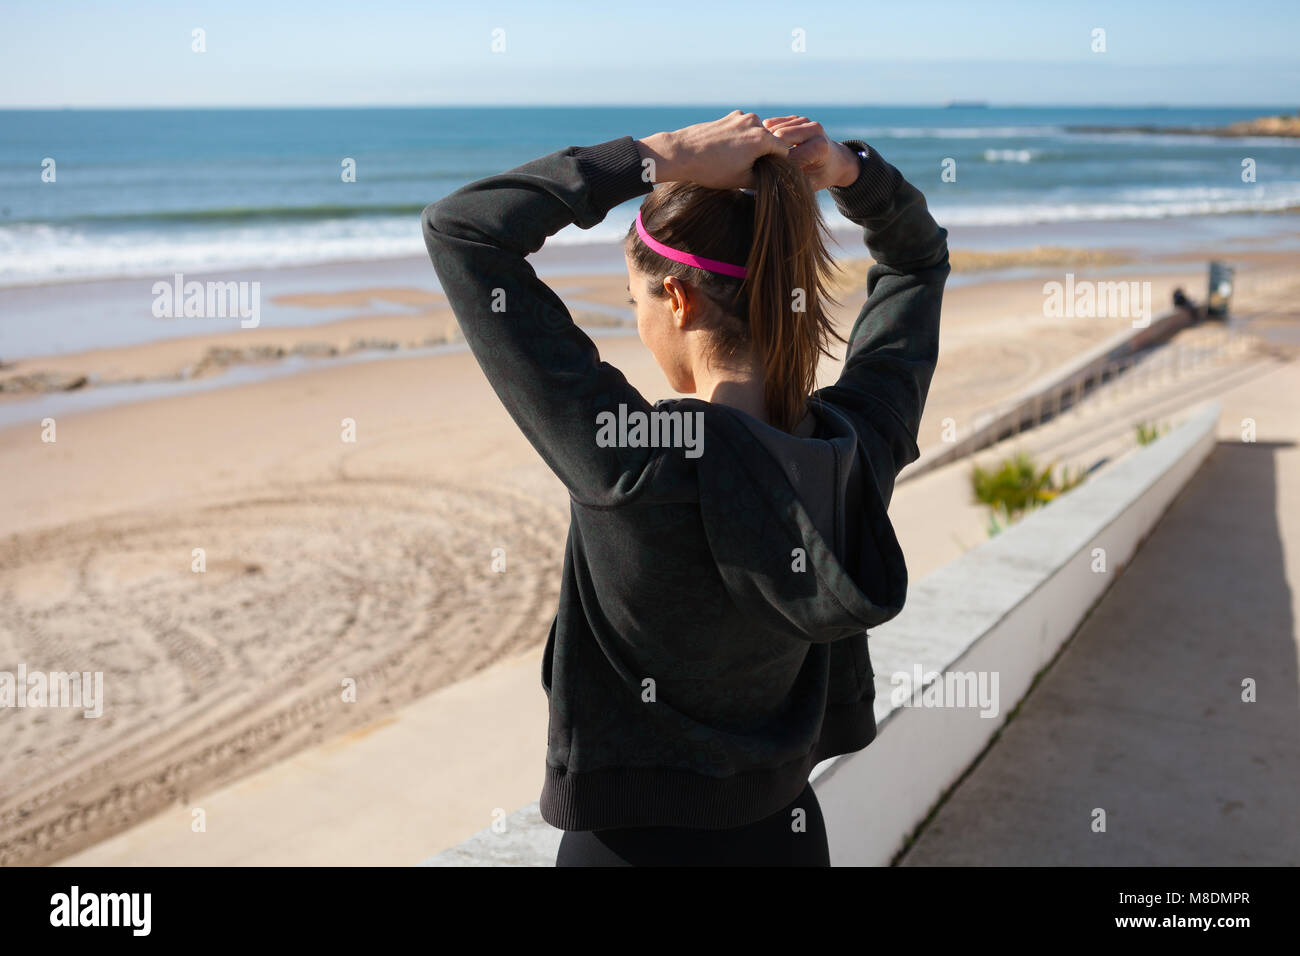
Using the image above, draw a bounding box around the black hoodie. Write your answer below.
[422,134,948,831]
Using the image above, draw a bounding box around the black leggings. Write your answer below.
[554,780,830,867]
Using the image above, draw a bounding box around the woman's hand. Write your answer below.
[635,110,788,188]
[760,115,860,191]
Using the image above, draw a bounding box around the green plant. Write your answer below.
[970,450,1087,536]
[1135,421,1169,445]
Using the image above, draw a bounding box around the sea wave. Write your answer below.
[842,126,1066,139]
[0,215,638,287]
[0,218,426,286]
[1,202,431,227]
[930,188,1300,227]
[982,149,1037,163]
[3,185,1298,286]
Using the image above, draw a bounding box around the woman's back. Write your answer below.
[422,117,947,836]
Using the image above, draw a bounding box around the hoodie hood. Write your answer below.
[687,398,909,643]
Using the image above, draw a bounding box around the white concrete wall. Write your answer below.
[812,398,1221,865]
[422,398,1222,866]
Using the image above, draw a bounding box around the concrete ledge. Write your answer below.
[901,306,1200,483]
[417,803,560,867]
[814,397,1221,864]
[420,398,1222,867]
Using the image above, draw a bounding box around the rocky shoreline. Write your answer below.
[1067,112,1300,138]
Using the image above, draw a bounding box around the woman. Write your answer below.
[422,111,948,866]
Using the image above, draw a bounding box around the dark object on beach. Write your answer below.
[1207,261,1235,320]
[1171,286,1203,322]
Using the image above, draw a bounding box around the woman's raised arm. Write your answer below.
[422,136,660,503]
[768,117,949,503]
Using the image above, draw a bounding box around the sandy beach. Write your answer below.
[1,237,1294,865]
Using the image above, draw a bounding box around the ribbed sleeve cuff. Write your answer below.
[573,135,654,214]
[828,139,901,223]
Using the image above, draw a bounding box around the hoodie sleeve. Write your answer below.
[421,136,657,501]
[817,139,949,486]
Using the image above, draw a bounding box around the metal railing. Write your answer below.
[980,324,1250,447]
[901,260,1297,482]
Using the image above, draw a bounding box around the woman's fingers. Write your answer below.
[761,117,800,135]
[765,118,829,175]
[785,137,829,168]
[726,111,787,165]
[755,125,789,158]
[764,115,816,131]
[763,114,809,132]
[663,111,791,187]
[758,114,849,190]
[664,110,816,187]
[738,111,787,148]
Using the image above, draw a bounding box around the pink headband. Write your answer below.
[635,209,748,279]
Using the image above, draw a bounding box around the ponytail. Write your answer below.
[742,153,843,432]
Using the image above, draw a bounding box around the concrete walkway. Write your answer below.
[898,356,1300,865]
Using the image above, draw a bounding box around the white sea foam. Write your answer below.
[843,126,1065,139]
[0,214,644,287]
[3,182,1299,287]
[0,218,427,287]
[983,149,1037,163]
[931,185,1300,227]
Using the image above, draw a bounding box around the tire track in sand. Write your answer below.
[0,477,567,865]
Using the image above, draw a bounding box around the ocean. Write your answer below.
[2,105,1298,288]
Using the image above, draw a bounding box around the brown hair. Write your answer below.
[625,152,845,433]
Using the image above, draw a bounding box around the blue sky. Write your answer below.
[2,0,1297,107]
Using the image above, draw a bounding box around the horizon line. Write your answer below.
[2,102,1295,111]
